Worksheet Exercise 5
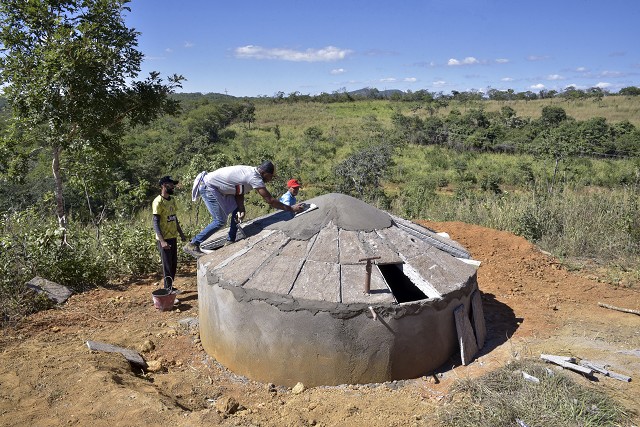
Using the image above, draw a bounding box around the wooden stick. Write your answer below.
[598,302,640,316]
[579,360,632,382]
[540,354,593,375]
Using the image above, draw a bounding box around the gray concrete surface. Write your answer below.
[198,193,483,386]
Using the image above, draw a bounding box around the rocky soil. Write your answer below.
[1,221,639,426]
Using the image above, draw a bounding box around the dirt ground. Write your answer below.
[1,221,639,426]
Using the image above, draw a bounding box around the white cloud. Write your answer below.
[404,77,417,83]
[165,48,173,53]
[547,74,564,80]
[432,80,447,87]
[527,55,549,61]
[380,77,397,83]
[495,58,509,64]
[184,42,194,48]
[576,67,587,72]
[596,82,612,88]
[600,70,622,77]
[234,45,352,62]
[530,83,545,90]
[330,68,346,75]
[448,57,479,66]
[501,77,514,82]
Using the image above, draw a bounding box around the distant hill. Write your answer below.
[170,92,238,102]
[169,88,407,101]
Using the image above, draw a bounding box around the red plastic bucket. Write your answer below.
[152,289,176,311]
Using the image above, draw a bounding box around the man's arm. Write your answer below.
[256,187,304,213]
[234,194,246,222]
[176,218,186,241]
[152,214,170,249]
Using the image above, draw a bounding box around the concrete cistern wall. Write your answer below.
[197,193,483,386]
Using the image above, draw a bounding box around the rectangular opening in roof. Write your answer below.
[378,263,427,303]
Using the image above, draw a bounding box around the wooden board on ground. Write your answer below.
[454,304,478,365]
[86,340,147,369]
[540,354,593,375]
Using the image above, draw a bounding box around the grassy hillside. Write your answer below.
[2,95,640,323]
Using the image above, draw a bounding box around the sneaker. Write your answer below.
[183,242,204,258]
[168,287,183,295]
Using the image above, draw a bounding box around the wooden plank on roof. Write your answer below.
[376,226,426,259]
[340,264,395,304]
[290,260,341,302]
[338,229,367,264]
[358,231,402,264]
[244,254,305,294]
[406,250,476,294]
[307,224,339,263]
[215,232,289,286]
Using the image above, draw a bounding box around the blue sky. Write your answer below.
[125,0,640,97]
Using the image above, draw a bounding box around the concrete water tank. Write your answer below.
[197,193,483,386]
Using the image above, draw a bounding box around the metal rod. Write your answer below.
[359,256,381,294]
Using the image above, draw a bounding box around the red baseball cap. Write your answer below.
[287,179,301,188]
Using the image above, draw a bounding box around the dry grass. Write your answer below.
[437,359,631,427]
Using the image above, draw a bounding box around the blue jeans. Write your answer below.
[228,208,239,242]
[192,185,228,245]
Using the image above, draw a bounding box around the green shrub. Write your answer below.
[99,219,158,276]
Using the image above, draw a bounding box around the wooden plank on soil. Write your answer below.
[454,304,478,365]
[540,354,593,375]
[86,340,147,369]
[579,360,632,382]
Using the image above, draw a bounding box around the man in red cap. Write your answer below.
[279,178,301,206]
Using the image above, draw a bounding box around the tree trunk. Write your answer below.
[550,157,560,194]
[52,145,67,231]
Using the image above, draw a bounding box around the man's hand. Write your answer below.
[160,240,171,250]
[180,233,187,242]
[236,211,245,223]
[291,203,305,214]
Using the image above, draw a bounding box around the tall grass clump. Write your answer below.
[438,359,630,427]
[406,186,640,267]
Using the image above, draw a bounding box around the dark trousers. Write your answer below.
[157,238,178,289]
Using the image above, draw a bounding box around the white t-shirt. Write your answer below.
[204,165,265,195]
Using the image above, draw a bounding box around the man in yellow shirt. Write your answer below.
[152,176,186,292]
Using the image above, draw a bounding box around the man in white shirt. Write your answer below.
[184,161,304,257]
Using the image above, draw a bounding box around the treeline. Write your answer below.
[3,95,640,222]
[391,104,640,157]
[208,85,640,104]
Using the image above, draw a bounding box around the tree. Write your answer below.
[539,106,568,127]
[334,143,394,203]
[534,122,580,192]
[0,0,183,237]
[619,86,640,96]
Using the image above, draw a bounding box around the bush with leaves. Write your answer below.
[334,143,394,204]
[0,208,111,325]
[99,219,158,277]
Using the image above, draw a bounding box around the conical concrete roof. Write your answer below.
[200,193,476,305]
